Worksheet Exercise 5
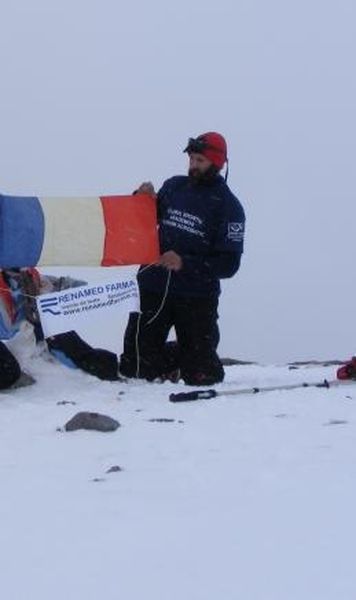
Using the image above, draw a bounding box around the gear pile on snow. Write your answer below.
[337,357,356,380]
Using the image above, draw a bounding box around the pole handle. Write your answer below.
[169,389,217,402]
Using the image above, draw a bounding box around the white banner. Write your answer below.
[36,275,140,338]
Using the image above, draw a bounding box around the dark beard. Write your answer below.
[188,165,219,184]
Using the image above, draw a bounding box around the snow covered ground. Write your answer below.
[1,358,356,600]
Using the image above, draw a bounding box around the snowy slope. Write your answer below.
[1,359,356,600]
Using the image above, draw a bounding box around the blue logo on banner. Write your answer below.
[39,296,61,315]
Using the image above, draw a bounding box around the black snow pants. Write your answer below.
[0,342,21,390]
[119,290,224,385]
[47,331,119,381]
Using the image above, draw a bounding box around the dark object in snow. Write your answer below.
[57,400,77,406]
[323,419,348,426]
[9,371,36,389]
[148,418,176,423]
[221,358,256,366]
[106,465,123,473]
[169,379,356,402]
[288,359,344,367]
[0,368,36,393]
[0,342,21,391]
[64,412,120,432]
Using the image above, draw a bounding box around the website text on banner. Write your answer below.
[0,194,159,267]
[37,276,140,338]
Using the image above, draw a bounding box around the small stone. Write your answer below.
[57,400,77,406]
[323,419,348,426]
[106,465,123,473]
[64,412,120,432]
[148,418,175,423]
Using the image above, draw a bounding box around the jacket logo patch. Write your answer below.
[162,208,205,238]
[227,222,244,242]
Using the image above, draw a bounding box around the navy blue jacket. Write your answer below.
[139,174,246,297]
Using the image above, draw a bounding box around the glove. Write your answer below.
[135,181,156,199]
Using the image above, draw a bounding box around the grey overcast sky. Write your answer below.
[1,0,355,362]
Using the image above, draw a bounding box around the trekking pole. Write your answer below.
[169,378,356,403]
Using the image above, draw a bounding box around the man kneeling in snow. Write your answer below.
[0,268,119,390]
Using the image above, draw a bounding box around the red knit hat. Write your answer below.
[184,132,228,170]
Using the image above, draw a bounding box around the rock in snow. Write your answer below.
[64,411,120,432]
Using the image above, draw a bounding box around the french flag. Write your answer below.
[0,193,159,267]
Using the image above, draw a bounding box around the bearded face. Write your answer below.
[188,152,218,182]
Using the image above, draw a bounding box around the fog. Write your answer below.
[1,0,355,362]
